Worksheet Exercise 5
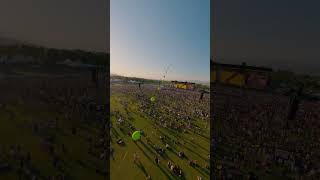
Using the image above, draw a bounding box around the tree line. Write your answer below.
[0,44,108,66]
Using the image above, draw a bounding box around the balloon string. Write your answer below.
[149,65,171,111]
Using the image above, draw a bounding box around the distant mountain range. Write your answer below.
[0,37,108,66]
[0,36,37,47]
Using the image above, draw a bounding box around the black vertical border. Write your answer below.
[210,0,216,179]
[106,0,110,179]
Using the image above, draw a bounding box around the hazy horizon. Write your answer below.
[0,36,108,53]
[111,73,210,84]
[213,0,320,75]
[213,57,320,76]
[111,0,210,82]
[0,0,109,52]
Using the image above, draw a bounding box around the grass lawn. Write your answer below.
[110,84,210,180]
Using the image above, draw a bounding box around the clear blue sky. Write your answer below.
[111,0,210,82]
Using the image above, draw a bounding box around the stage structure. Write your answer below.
[211,61,272,90]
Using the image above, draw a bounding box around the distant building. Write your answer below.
[110,76,123,83]
[128,80,140,84]
[171,81,195,90]
[211,61,272,90]
[0,55,36,64]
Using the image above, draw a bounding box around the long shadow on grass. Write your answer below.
[158,126,210,155]
[136,161,148,177]
[135,142,177,180]
[187,139,209,153]
[144,124,207,164]
[193,130,210,140]
[176,133,209,154]
[140,139,156,156]
[165,129,208,151]
[179,144,207,162]
[197,165,210,176]
[111,127,120,139]
[192,165,210,178]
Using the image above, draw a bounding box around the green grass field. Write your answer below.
[0,67,106,180]
[0,99,105,180]
[110,84,210,180]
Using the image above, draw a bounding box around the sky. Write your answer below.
[111,0,210,82]
[214,0,320,75]
[0,0,109,52]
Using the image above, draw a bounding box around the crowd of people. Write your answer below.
[110,83,210,179]
[212,86,320,179]
[0,71,107,179]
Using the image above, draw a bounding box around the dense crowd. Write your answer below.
[0,73,107,180]
[213,86,320,179]
[110,83,210,179]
